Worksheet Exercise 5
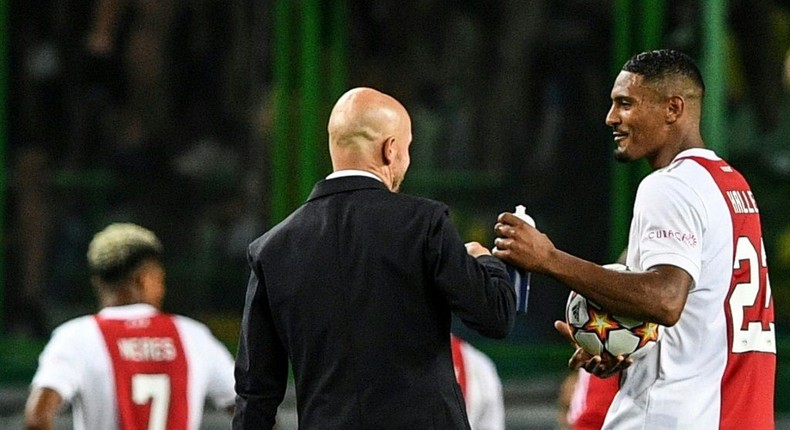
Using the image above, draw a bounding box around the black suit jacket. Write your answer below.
[233,176,516,430]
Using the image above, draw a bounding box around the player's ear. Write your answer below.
[666,96,684,124]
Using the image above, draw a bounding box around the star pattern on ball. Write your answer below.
[583,306,621,341]
[634,322,660,348]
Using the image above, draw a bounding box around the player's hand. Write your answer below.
[587,352,632,378]
[492,212,554,272]
[554,320,631,379]
[554,320,591,369]
[465,241,491,258]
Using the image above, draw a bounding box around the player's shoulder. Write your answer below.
[169,313,211,331]
[641,159,704,196]
[655,149,724,181]
[42,314,100,351]
[51,314,98,336]
[169,314,233,362]
[637,170,707,216]
[169,314,224,342]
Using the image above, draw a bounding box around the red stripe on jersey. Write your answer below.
[451,335,467,398]
[96,313,190,430]
[681,156,775,430]
[572,374,620,430]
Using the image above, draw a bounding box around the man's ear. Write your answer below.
[666,96,684,124]
[381,136,395,165]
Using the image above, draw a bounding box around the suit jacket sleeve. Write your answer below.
[232,250,289,430]
[427,205,516,338]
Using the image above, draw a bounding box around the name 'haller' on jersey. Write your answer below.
[725,189,759,214]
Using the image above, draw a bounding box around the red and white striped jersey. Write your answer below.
[604,148,776,429]
[568,370,620,430]
[31,304,236,430]
[451,335,506,430]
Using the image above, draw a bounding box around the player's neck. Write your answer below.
[650,131,705,170]
[98,289,143,309]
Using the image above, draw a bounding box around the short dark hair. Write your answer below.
[87,223,164,284]
[623,49,705,96]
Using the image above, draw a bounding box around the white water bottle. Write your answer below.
[508,205,535,314]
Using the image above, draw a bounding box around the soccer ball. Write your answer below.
[564,264,661,359]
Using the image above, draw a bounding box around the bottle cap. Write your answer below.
[514,205,535,227]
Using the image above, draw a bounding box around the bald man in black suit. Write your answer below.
[233,87,516,430]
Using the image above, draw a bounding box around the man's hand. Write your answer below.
[465,242,492,258]
[555,320,632,378]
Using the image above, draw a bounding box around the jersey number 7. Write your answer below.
[132,374,171,430]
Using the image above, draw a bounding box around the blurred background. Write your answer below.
[0,0,789,428]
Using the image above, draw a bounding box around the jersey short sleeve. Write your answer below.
[630,170,704,285]
[31,317,96,401]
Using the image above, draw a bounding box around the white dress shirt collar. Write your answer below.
[326,169,384,182]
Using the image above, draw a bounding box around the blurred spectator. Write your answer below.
[6,148,52,336]
[665,0,788,135]
[6,0,262,329]
[5,0,73,335]
[785,46,790,90]
[728,0,787,134]
[85,0,177,151]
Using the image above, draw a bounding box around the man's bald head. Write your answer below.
[327,87,412,191]
[328,87,409,149]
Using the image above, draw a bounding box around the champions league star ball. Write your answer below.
[564,264,661,359]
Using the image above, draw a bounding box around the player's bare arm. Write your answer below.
[24,387,63,430]
[493,212,692,326]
